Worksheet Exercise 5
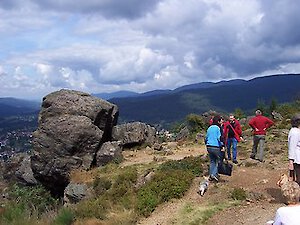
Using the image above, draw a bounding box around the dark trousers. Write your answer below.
[294,163,300,185]
[251,135,265,161]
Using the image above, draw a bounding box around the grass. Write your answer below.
[72,156,206,222]
[230,188,247,201]
[52,208,74,225]
[171,200,240,225]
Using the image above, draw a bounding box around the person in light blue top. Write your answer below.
[205,115,224,182]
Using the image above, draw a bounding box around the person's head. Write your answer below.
[255,109,262,116]
[285,186,300,204]
[220,116,224,125]
[277,174,300,204]
[291,113,300,128]
[212,115,222,126]
[229,114,235,121]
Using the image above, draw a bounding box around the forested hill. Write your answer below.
[0,98,40,117]
[110,74,300,126]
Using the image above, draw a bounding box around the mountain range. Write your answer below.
[0,97,40,117]
[108,74,300,126]
[1,74,299,128]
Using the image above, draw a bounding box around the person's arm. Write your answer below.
[265,117,274,129]
[223,122,229,144]
[217,128,223,147]
[249,118,258,131]
[272,209,282,225]
[288,129,299,180]
[288,129,298,161]
[235,120,242,136]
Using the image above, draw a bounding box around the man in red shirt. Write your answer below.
[249,109,274,162]
[223,114,243,164]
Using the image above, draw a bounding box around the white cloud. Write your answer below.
[0,0,300,99]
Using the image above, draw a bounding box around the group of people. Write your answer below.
[205,109,274,182]
[205,110,300,224]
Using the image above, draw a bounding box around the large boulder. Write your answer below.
[37,89,118,140]
[31,89,119,195]
[112,122,157,147]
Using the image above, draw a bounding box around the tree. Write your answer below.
[233,108,245,120]
[186,113,205,133]
[269,98,278,114]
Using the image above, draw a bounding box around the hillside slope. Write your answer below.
[0,98,40,117]
[111,74,300,126]
[126,128,288,225]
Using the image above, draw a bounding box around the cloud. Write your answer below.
[1,0,300,99]
[0,0,23,9]
[30,0,161,19]
[259,0,300,47]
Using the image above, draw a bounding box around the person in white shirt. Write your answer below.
[273,204,300,225]
[288,113,300,185]
[272,183,300,225]
[272,114,300,225]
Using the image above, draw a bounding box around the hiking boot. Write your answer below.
[233,159,238,164]
[250,155,256,160]
[209,175,219,182]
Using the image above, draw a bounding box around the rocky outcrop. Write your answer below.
[272,111,283,121]
[37,89,118,140]
[112,122,157,147]
[31,89,119,195]
[64,182,93,205]
[95,141,123,167]
[175,126,189,141]
[2,153,38,185]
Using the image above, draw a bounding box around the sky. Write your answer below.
[1,0,300,100]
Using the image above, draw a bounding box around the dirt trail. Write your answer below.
[137,165,285,225]
[122,141,288,225]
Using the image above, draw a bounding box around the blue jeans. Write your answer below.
[227,138,238,160]
[207,146,221,177]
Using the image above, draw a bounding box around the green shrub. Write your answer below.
[75,197,108,219]
[136,156,203,216]
[76,158,201,220]
[136,190,159,217]
[52,207,74,225]
[93,176,112,195]
[0,202,27,224]
[137,169,193,216]
[8,184,58,215]
[230,188,247,201]
[158,155,204,176]
[186,113,206,133]
[108,167,137,205]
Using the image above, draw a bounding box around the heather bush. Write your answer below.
[52,207,74,225]
[93,176,112,195]
[230,187,247,201]
[158,155,205,176]
[136,156,204,217]
[8,184,58,215]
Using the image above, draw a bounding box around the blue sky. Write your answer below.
[1,0,300,100]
